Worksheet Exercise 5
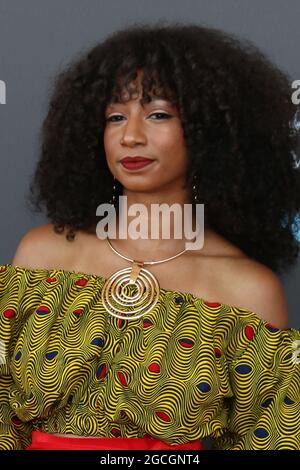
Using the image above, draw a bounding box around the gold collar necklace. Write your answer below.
[101,236,194,320]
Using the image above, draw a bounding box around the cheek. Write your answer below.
[158,125,183,148]
[164,129,187,161]
[103,129,113,157]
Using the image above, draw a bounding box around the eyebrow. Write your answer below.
[106,97,174,108]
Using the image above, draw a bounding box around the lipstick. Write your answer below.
[120,157,154,171]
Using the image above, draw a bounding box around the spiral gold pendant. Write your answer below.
[101,261,160,320]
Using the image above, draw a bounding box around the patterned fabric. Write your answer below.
[0,263,299,450]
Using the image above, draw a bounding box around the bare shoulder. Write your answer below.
[219,256,289,329]
[194,229,289,328]
[11,223,80,270]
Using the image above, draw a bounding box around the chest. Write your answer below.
[78,248,230,303]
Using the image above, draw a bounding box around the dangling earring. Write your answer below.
[109,176,116,207]
[192,174,198,203]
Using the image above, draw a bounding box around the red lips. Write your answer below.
[121,156,153,163]
[120,156,154,170]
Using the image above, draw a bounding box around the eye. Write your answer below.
[105,115,124,122]
[149,112,172,120]
[105,112,172,122]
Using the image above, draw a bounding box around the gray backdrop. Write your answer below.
[0,0,299,327]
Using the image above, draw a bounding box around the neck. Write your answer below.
[105,182,209,259]
[107,211,209,261]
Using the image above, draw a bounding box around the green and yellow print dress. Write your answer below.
[0,264,299,450]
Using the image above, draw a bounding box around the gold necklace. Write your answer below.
[101,237,194,320]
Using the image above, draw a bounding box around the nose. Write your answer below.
[120,115,147,147]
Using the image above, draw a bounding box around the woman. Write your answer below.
[0,21,299,450]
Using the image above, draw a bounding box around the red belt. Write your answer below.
[26,431,204,450]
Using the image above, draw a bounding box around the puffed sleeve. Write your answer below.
[0,265,33,449]
[213,318,300,450]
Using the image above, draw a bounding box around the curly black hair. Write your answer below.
[27,20,300,275]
